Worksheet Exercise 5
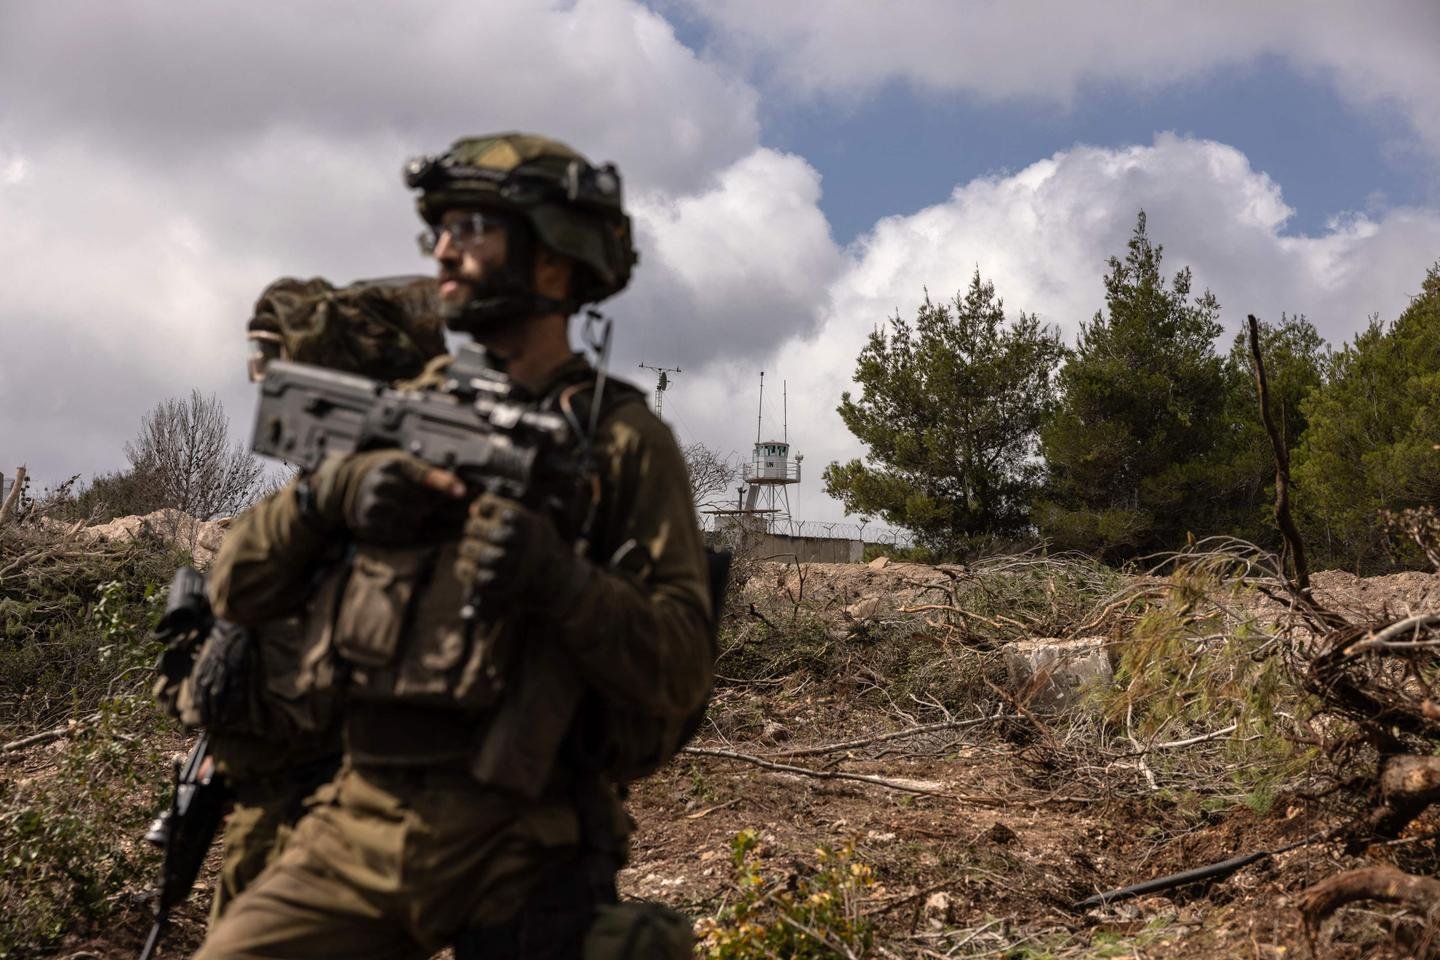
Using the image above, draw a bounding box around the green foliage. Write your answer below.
[696,830,875,959]
[1292,262,1440,572]
[825,271,1065,557]
[42,464,170,524]
[0,696,168,957]
[0,526,177,955]
[1098,551,1317,815]
[1210,313,1328,548]
[0,530,179,732]
[1037,212,1227,561]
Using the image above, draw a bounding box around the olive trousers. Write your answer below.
[209,796,298,923]
[194,766,580,960]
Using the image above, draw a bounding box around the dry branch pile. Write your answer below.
[1293,507,1440,946]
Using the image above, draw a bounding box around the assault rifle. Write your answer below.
[139,568,231,960]
[254,344,590,506]
[251,344,597,618]
[139,735,227,960]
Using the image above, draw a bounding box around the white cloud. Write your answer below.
[621,148,843,369]
[0,0,833,490]
[667,134,1440,524]
[2,0,1437,540]
[0,0,759,196]
[686,0,1440,156]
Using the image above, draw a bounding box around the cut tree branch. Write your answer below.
[1300,866,1440,932]
[681,744,1004,804]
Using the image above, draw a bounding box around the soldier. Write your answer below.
[196,134,711,959]
[153,275,449,922]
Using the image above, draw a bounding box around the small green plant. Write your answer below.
[697,830,876,959]
[0,695,169,956]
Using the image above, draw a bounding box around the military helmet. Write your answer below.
[404,133,637,305]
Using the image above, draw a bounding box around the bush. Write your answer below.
[696,830,875,959]
[0,524,180,955]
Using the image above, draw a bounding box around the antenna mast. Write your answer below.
[756,371,764,443]
[637,361,682,416]
[783,381,787,444]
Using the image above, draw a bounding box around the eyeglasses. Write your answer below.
[416,212,505,256]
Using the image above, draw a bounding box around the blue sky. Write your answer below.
[765,56,1430,245]
[2,0,1438,524]
[658,0,1430,245]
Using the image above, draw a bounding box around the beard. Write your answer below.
[439,278,541,339]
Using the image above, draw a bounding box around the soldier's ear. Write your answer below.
[532,246,575,303]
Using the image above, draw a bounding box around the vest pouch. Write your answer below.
[334,546,433,667]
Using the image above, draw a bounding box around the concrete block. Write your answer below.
[1004,636,1112,713]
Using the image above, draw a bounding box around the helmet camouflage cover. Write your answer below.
[247,275,447,382]
[405,133,637,305]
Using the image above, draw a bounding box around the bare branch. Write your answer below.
[681,442,739,509]
[125,389,264,523]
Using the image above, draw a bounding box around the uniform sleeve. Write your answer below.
[209,481,330,625]
[557,405,713,718]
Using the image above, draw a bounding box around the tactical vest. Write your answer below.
[296,356,653,797]
[155,607,343,782]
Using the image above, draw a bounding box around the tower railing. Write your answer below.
[742,459,802,483]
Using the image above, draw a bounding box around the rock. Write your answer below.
[982,821,1018,846]
[923,891,953,921]
[760,720,792,744]
[1004,636,1112,713]
[80,509,230,566]
[845,596,885,621]
[867,555,890,570]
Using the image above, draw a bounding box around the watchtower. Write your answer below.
[741,372,801,530]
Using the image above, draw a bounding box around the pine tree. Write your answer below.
[1292,262,1440,571]
[1035,212,1226,560]
[824,270,1065,557]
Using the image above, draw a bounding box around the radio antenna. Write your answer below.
[637,361,682,416]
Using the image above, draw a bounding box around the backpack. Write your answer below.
[247,275,447,383]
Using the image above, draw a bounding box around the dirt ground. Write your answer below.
[623,691,1374,959]
[34,558,1440,959]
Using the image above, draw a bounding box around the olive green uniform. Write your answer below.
[158,613,343,922]
[206,735,339,921]
[195,355,712,958]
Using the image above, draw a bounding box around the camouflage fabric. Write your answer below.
[248,275,447,382]
[160,617,341,758]
[200,354,712,958]
[407,134,636,304]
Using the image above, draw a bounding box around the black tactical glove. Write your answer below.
[455,492,593,616]
[305,449,466,545]
[189,620,253,729]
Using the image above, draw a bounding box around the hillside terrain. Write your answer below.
[3,516,1439,958]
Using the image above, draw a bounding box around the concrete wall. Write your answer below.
[707,527,863,563]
